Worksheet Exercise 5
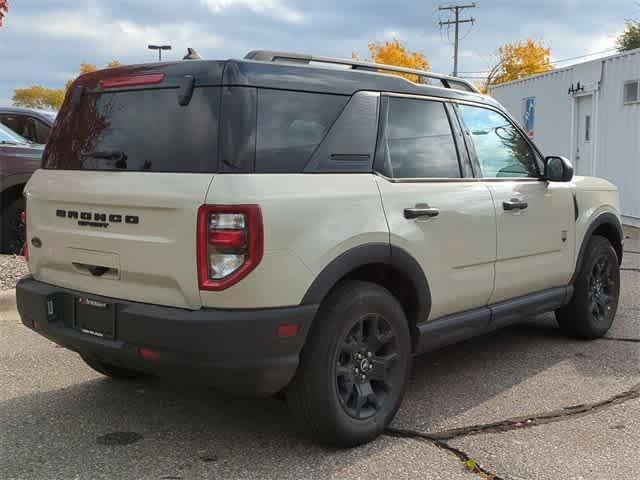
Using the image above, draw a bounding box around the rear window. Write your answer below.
[255,89,348,172]
[44,87,220,172]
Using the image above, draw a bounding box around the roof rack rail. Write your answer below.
[244,50,480,93]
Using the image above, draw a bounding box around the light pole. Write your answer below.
[148,44,172,62]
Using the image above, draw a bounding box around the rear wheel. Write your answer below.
[286,280,411,447]
[556,235,620,339]
[1,195,26,255]
[81,355,151,380]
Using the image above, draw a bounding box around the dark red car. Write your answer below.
[0,123,43,254]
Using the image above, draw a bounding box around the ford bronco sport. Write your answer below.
[16,51,623,447]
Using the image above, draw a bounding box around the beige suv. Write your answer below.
[16,51,623,447]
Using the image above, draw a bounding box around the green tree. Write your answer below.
[13,61,122,110]
[12,86,65,110]
[617,20,640,51]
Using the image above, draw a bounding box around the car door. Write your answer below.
[374,94,497,321]
[456,103,575,304]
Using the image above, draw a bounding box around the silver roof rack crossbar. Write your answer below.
[244,50,480,93]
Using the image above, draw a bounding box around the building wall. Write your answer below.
[597,51,640,220]
[491,68,574,158]
[490,51,640,223]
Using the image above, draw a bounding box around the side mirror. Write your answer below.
[544,156,574,182]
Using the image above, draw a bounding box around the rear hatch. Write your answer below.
[25,62,224,309]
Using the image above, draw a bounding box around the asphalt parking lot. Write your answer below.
[1,229,638,480]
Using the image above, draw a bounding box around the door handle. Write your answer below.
[503,199,528,211]
[404,207,440,219]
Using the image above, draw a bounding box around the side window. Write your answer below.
[381,97,461,179]
[33,119,51,144]
[0,115,27,139]
[255,89,349,173]
[458,104,540,178]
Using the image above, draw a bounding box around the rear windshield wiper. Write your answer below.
[80,150,128,168]
[0,140,20,145]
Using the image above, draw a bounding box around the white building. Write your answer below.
[490,48,640,227]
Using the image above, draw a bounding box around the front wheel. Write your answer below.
[556,235,620,339]
[286,280,411,447]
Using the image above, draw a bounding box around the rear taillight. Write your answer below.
[197,205,263,291]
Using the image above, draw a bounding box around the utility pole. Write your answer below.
[439,3,476,77]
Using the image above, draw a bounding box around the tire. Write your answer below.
[81,355,151,380]
[556,235,620,339]
[286,280,411,447]
[1,195,26,255]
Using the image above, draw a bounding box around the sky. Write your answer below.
[0,0,636,106]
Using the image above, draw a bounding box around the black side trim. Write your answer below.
[301,244,432,332]
[573,193,579,221]
[570,212,624,284]
[415,286,571,354]
[390,245,432,327]
[415,307,490,353]
[301,243,391,305]
[490,286,571,330]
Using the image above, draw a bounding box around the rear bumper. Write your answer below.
[16,276,318,396]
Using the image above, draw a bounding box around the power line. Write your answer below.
[457,48,619,76]
[438,3,476,76]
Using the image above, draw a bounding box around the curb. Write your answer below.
[0,289,16,314]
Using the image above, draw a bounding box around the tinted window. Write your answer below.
[34,119,51,144]
[0,115,28,139]
[458,105,539,178]
[381,97,460,178]
[44,87,219,172]
[255,89,348,173]
[0,122,29,144]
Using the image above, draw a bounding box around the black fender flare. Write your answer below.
[570,212,624,284]
[301,243,431,327]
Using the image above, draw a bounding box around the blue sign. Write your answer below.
[524,97,535,138]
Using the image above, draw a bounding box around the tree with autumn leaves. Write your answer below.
[354,39,430,83]
[13,61,122,110]
[483,39,554,93]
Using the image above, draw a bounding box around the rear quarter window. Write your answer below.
[44,87,220,172]
[255,89,348,173]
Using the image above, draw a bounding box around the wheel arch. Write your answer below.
[571,212,623,285]
[301,243,431,350]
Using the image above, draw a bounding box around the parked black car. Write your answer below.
[0,107,56,145]
[0,123,43,253]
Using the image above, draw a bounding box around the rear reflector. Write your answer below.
[138,348,161,361]
[100,73,165,89]
[277,324,300,338]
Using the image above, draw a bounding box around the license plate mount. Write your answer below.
[75,296,116,339]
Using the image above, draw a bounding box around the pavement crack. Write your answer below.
[390,383,640,443]
[602,336,640,343]
[385,429,505,480]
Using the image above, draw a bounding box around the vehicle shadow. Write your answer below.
[2,307,638,479]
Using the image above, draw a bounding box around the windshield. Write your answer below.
[0,123,29,144]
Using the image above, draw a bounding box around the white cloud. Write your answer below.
[200,0,303,24]
[10,8,222,58]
